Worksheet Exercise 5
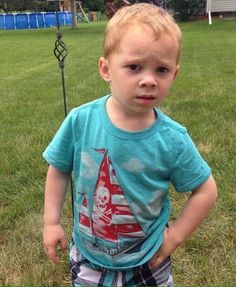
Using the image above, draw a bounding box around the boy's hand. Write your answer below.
[149,176,217,269]
[149,227,179,269]
[43,223,68,264]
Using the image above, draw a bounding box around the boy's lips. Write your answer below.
[135,95,156,105]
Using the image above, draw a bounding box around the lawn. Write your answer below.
[0,19,235,286]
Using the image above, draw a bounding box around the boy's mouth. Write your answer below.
[135,95,156,104]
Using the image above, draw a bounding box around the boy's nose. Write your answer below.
[139,73,157,88]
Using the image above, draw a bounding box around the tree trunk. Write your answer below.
[71,0,77,28]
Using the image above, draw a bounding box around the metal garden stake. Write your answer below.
[53,0,74,216]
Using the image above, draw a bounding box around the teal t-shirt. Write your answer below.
[43,95,211,269]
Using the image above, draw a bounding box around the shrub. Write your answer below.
[169,0,206,21]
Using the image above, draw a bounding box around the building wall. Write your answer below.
[207,0,236,12]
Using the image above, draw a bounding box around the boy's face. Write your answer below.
[99,25,179,116]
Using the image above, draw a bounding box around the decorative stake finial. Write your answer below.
[53,0,68,116]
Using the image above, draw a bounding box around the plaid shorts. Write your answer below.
[69,244,173,287]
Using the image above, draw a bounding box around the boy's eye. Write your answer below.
[158,66,168,73]
[128,64,140,71]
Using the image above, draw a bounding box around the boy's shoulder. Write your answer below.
[68,96,107,118]
[157,108,187,135]
[73,96,104,111]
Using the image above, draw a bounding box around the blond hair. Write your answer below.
[103,3,182,62]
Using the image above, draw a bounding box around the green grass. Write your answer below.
[0,19,235,286]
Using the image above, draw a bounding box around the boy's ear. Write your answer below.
[173,65,180,80]
[98,57,111,83]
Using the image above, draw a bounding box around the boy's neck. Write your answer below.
[106,96,157,132]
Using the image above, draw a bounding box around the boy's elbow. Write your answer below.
[204,175,218,208]
[193,174,218,208]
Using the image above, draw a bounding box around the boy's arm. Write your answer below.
[150,174,217,268]
[43,165,70,264]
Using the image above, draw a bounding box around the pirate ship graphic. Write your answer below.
[79,149,145,255]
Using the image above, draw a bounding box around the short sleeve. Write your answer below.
[42,109,77,173]
[170,132,211,192]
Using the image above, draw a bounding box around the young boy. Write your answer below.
[43,3,217,286]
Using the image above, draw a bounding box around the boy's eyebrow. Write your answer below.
[121,54,177,64]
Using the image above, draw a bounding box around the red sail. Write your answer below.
[91,150,145,242]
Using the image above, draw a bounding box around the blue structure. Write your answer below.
[0,11,72,30]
